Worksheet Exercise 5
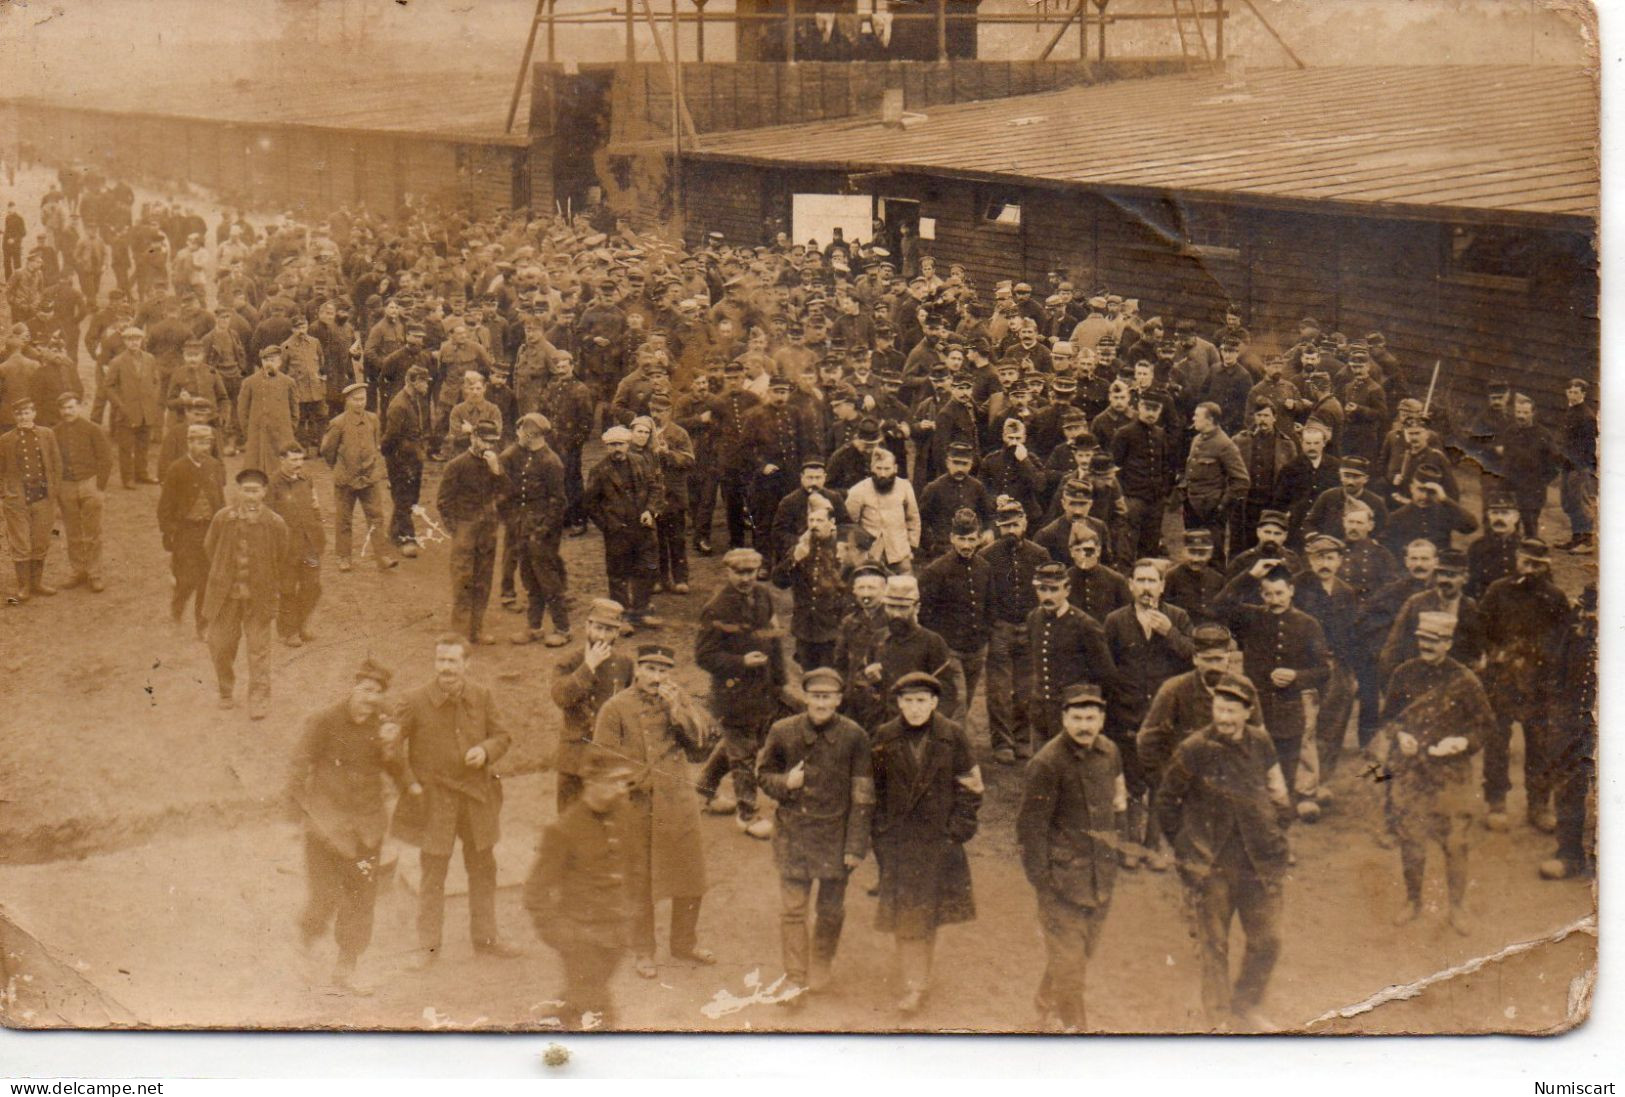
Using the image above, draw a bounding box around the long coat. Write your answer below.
[757,713,874,880]
[870,713,980,937]
[592,685,708,899]
[237,369,298,473]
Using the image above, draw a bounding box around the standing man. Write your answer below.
[583,424,662,629]
[917,508,995,724]
[104,325,163,486]
[549,598,634,812]
[1556,379,1597,553]
[1180,401,1248,563]
[982,498,1050,763]
[381,364,433,557]
[201,468,289,719]
[0,398,62,598]
[502,412,570,646]
[1110,390,1175,559]
[1018,683,1125,1032]
[756,667,875,1003]
[591,644,715,979]
[157,423,227,634]
[537,350,596,537]
[436,419,507,645]
[1156,673,1292,1032]
[771,497,851,673]
[51,392,111,592]
[290,657,400,995]
[869,672,982,1015]
[238,344,299,475]
[844,446,920,574]
[393,635,522,969]
[266,443,324,647]
[1377,612,1492,935]
[320,382,399,573]
[695,547,788,838]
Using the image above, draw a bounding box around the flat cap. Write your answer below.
[635,644,676,666]
[1415,611,1458,640]
[882,574,921,604]
[950,507,981,536]
[1191,622,1233,652]
[1256,509,1290,531]
[586,597,625,626]
[354,657,393,689]
[891,671,941,697]
[723,547,763,571]
[1061,682,1106,710]
[1304,534,1346,554]
[1033,561,1069,587]
[1212,673,1257,707]
[801,667,845,693]
[601,425,633,444]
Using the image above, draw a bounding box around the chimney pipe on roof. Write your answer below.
[882,87,905,127]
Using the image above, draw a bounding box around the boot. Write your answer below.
[13,563,31,603]
[1119,799,1146,869]
[30,561,55,596]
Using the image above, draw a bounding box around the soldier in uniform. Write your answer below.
[1027,559,1117,766]
[537,351,594,536]
[832,564,891,729]
[289,657,399,995]
[238,344,298,476]
[583,424,662,629]
[501,412,570,646]
[523,752,638,1029]
[393,634,522,969]
[1164,529,1225,624]
[1156,673,1292,1032]
[756,667,874,1003]
[917,508,995,725]
[694,547,788,837]
[436,419,507,645]
[265,443,324,647]
[1376,612,1492,936]
[202,468,289,719]
[156,423,226,633]
[381,365,433,557]
[104,325,163,486]
[549,598,633,813]
[869,671,982,1015]
[320,382,399,572]
[772,495,851,673]
[591,643,715,979]
[51,392,111,593]
[1017,682,1124,1032]
[981,499,1050,762]
[0,397,62,598]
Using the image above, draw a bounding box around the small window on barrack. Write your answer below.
[1441,223,1535,290]
[981,194,1022,227]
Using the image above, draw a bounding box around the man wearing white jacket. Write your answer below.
[844,446,920,573]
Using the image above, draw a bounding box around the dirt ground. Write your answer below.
[0,166,1599,1036]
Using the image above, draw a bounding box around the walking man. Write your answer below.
[202,468,289,718]
[320,382,399,572]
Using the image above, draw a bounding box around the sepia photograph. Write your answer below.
[0,0,1601,1049]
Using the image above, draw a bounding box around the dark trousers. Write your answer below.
[1189,840,1282,1025]
[113,418,151,484]
[780,875,849,983]
[631,895,702,960]
[277,559,322,639]
[697,720,766,818]
[749,469,795,560]
[516,528,570,631]
[655,509,689,584]
[603,525,657,618]
[689,459,717,541]
[953,646,987,727]
[169,522,210,629]
[220,376,243,447]
[1518,506,1543,542]
[416,802,499,952]
[1349,656,1383,748]
[719,468,752,549]
[1035,890,1110,1030]
[1483,667,1553,811]
[555,940,623,1029]
[561,447,585,528]
[794,639,837,674]
[206,598,273,702]
[1271,733,1302,806]
[300,832,379,965]
[1122,495,1164,558]
[986,620,1032,753]
[386,455,422,544]
[449,517,498,641]
[1553,736,1594,871]
[556,773,584,815]
[1394,809,1469,907]
[296,400,325,449]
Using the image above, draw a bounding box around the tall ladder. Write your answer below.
[1169,0,1211,63]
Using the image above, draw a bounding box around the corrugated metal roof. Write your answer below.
[655,65,1597,222]
[10,69,532,148]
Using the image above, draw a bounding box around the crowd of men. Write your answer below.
[0,161,1599,1033]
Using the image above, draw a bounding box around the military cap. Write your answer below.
[405,323,427,337]
[723,547,763,572]
[1219,332,1243,349]
[768,374,793,392]
[722,360,746,376]
[1345,342,1371,361]
[799,667,845,694]
[1415,611,1458,640]
[856,417,883,441]
[354,657,393,689]
[927,365,950,381]
[475,419,503,440]
[1484,489,1518,510]
[1437,549,1469,573]
[235,467,269,486]
[850,563,888,582]
[1052,341,1075,357]
[8,396,33,413]
[1061,682,1107,711]
[994,498,1028,523]
[1487,379,1512,395]
[1088,452,1117,475]
[602,425,633,444]
[1397,397,1425,415]
[186,423,214,438]
[1136,388,1168,408]
[876,573,917,604]
[949,374,975,390]
[340,381,368,399]
[635,644,677,666]
[891,671,941,697]
[1253,509,1288,532]
[1212,673,1258,707]
[950,508,981,536]
[181,336,205,352]
[1060,406,1088,427]
[1414,459,1446,482]
[1340,456,1371,474]
[1060,477,1095,501]
[945,441,976,460]
[1567,377,1590,391]
[55,391,80,407]
[517,412,552,433]
[1191,622,1233,652]
[1033,561,1069,588]
[1305,533,1346,555]
[799,457,827,472]
[258,344,282,360]
[876,368,903,385]
[1087,295,1108,309]
[1051,375,1079,394]
[1184,528,1214,549]
[1517,537,1552,561]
